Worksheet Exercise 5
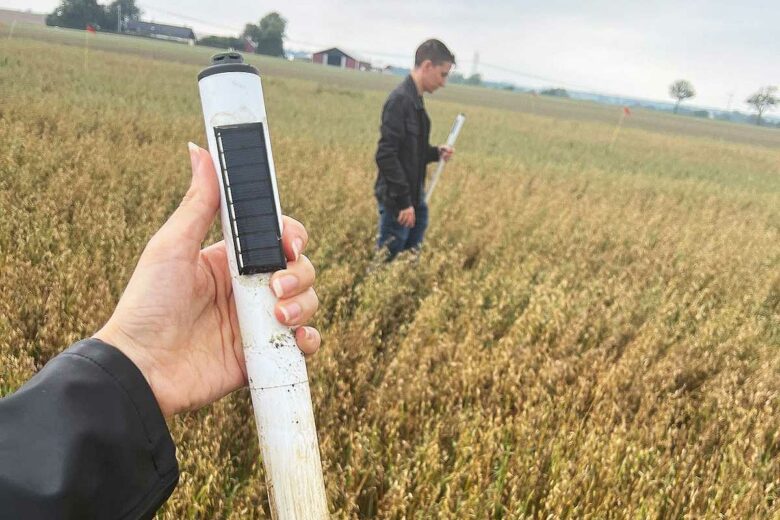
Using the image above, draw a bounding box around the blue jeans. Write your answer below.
[376,202,429,261]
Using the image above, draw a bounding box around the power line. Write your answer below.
[474,61,600,92]
[137,3,240,33]
[135,4,625,96]
[284,37,410,62]
[135,4,409,63]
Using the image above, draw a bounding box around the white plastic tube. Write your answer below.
[197,54,328,519]
[425,113,466,204]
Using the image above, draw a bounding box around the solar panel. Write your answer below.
[214,123,286,275]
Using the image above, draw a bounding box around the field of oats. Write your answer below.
[1,25,780,518]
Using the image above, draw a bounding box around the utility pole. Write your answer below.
[117,3,122,33]
[471,51,479,78]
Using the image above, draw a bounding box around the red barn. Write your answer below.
[312,48,371,71]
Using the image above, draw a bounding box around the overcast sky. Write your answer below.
[7,0,779,110]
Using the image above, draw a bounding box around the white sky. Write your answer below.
[6,0,779,110]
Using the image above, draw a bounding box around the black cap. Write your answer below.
[198,52,260,81]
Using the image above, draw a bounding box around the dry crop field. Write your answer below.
[1,27,779,519]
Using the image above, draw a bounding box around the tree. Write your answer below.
[106,0,141,32]
[242,23,259,45]
[448,72,465,84]
[746,86,778,126]
[540,88,569,98]
[242,12,286,57]
[46,0,107,30]
[198,35,244,50]
[669,79,695,114]
[465,73,482,86]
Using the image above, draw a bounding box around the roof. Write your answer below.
[125,20,195,40]
[313,47,370,64]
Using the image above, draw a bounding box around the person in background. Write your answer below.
[0,143,322,519]
[374,39,456,261]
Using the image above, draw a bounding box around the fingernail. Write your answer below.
[280,302,302,322]
[292,238,304,261]
[303,326,313,340]
[272,275,298,298]
[187,142,200,170]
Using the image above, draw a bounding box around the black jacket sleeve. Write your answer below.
[426,144,440,164]
[375,96,412,210]
[0,339,179,519]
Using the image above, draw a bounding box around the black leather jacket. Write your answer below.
[0,339,178,519]
[374,75,441,212]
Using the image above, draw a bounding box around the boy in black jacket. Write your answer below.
[374,39,456,260]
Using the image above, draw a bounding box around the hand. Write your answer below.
[439,145,454,162]
[397,206,416,228]
[94,143,321,418]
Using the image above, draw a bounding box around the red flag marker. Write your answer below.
[84,25,95,70]
[610,107,631,149]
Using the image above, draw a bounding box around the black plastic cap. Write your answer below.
[212,52,243,65]
[198,52,260,81]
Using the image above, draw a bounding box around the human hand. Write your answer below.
[94,143,321,418]
[397,206,416,228]
[439,145,454,162]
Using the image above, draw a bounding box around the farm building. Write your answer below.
[125,20,195,44]
[312,48,371,71]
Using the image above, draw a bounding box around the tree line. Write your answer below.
[46,0,140,32]
[41,0,780,124]
[45,0,287,58]
[669,79,777,126]
[198,13,286,58]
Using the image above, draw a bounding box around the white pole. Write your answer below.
[117,4,122,33]
[83,27,89,70]
[197,53,328,519]
[609,108,627,150]
[425,113,466,204]
[8,20,16,40]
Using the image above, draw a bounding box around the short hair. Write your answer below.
[414,39,455,67]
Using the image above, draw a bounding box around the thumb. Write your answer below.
[151,143,220,257]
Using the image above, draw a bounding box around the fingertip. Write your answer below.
[296,326,321,356]
[281,216,309,261]
[188,142,200,172]
[271,277,284,298]
[190,145,220,211]
[154,143,219,251]
[292,238,303,261]
[196,144,212,166]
